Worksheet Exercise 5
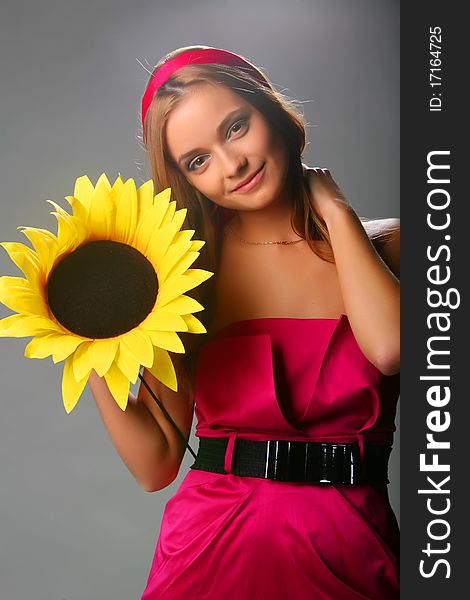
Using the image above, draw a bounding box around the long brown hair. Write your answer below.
[140,45,388,389]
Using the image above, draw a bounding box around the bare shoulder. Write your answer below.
[361,217,400,278]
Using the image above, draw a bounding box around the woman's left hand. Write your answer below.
[302,165,350,222]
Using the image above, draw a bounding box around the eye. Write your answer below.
[185,118,248,172]
[228,118,248,138]
[187,155,209,172]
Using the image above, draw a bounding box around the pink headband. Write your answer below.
[141,47,270,129]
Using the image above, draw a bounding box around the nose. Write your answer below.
[219,148,248,179]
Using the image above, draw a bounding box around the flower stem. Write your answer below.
[137,371,197,460]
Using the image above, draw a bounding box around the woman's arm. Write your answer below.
[372,219,400,279]
[136,355,195,489]
[88,356,194,492]
[305,168,400,376]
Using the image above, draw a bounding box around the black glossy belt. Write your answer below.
[190,436,392,485]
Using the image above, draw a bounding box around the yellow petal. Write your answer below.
[0,314,29,336]
[25,332,84,360]
[144,222,178,270]
[65,195,89,222]
[104,362,131,411]
[0,251,42,294]
[0,275,32,293]
[52,335,89,363]
[24,334,56,359]
[110,174,125,209]
[145,330,185,353]
[114,178,138,244]
[181,313,206,334]
[1,290,49,319]
[153,187,172,207]
[0,275,48,316]
[120,328,154,367]
[155,271,212,308]
[148,347,177,391]
[161,200,176,226]
[184,268,214,284]
[136,179,154,222]
[157,239,193,282]
[49,214,83,257]
[61,215,89,251]
[87,183,115,240]
[95,173,112,191]
[142,310,188,332]
[46,200,79,250]
[0,241,41,284]
[0,314,61,337]
[164,251,200,281]
[18,226,57,247]
[172,207,188,232]
[172,229,195,246]
[155,275,195,308]
[18,226,59,277]
[86,178,111,240]
[115,341,141,383]
[72,341,94,381]
[87,337,119,376]
[189,240,205,252]
[73,175,95,210]
[162,294,205,314]
[0,241,39,256]
[133,201,170,256]
[62,354,90,414]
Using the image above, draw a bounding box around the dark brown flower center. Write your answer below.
[47,240,158,338]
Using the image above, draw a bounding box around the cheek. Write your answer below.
[250,126,272,154]
[187,173,222,200]
[264,130,287,172]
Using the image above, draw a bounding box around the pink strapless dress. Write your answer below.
[141,315,400,599]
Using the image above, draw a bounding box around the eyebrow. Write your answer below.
[177,108,247,165]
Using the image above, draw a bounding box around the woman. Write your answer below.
[90,45,400,599]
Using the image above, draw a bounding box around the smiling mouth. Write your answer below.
[232,164,265,192]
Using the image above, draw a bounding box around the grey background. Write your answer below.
[0,1,399,598]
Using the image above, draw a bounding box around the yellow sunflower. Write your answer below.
[0,173,213,413]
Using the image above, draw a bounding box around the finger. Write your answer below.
[305,168,318,179]
[312,167,324,177]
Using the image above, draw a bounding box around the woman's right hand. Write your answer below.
[302,164,350,223]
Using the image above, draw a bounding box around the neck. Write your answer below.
[227,199,302,243]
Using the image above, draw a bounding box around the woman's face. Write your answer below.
[164,82,290,212]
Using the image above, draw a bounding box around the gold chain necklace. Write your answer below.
[226,221,305,245]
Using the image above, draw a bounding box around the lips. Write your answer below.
[232,164,265,192]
